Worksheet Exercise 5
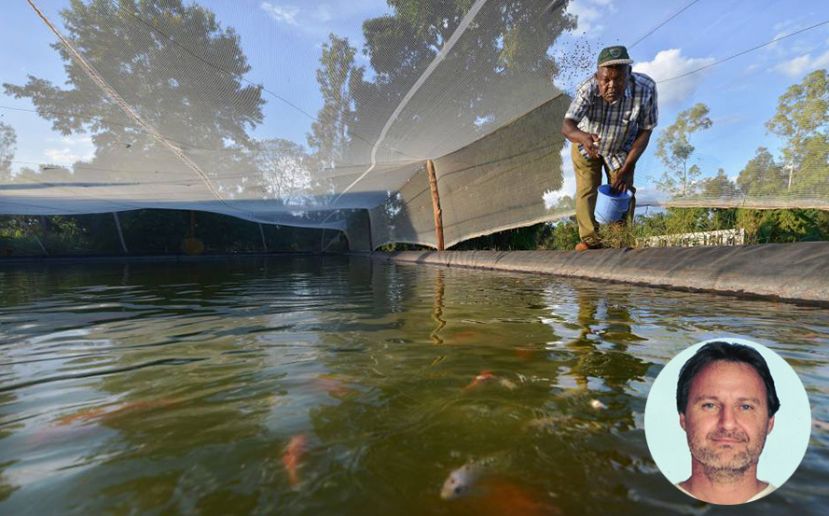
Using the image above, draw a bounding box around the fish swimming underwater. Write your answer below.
[441,461,561,515]
[283,434,308,488]
[441,461,487,500]
[54,399,177,426]
[589,399,607,410]
[465,370,496,390]
[464,371,517,391]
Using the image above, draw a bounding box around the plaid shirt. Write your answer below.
[564,72,658,171]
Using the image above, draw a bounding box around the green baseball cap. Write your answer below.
[597,45,633,67]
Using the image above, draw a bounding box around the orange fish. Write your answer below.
[315,374,354,398]
[450,330,482,344]
[464,370,496,391]
[54,399,176,427]
[514,347,537,360]
[55,406,110,426]
[283,434,308,488]
[473,479,560,516]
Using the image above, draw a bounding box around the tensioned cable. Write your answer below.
[657,19,829,83]
[25,0,249,217]
[629,0,701,49]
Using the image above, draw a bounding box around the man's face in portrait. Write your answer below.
[680,361,775,479]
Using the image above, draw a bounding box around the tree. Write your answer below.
[251,138,312,206]
[308,34,359,169]
[654,103,712,197]
[0,122,15,182]
[736,147,787,196]
[3,0,263,173]
[700,168,737,198]
[766,69,828,192]
[348,0,576,158]
[793,133,829,195]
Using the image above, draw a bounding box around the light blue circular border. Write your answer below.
[644,338,811,487]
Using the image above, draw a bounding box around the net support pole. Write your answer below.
[258,223,268,252]
[426,159,445,251]
[112,212,128,254]
[36,215,48,255]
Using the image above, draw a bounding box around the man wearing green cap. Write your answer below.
[561,45,658,251]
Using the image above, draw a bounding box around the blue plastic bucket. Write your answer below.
[595,184,632,224]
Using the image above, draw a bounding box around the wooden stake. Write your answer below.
[426,159,445,251]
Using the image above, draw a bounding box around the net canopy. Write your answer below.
[1,0,827,251]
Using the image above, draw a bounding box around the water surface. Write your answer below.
[0,256,827,515]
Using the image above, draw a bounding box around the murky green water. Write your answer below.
[0,256,827,515]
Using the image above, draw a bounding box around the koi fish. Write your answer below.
[441,464,560,515]
[464,371,517,391]
[472,480,561,516]
[55,406,110,426]
[514,347,537,360]
[283,434,307,488]
[315,374,353,398]
[590,399,607,410]
[441,461,487,500]
[464,370,496,390]
[55,399,176,426]
[451,330,482,343]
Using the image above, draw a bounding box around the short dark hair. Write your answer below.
[676,341,780,417]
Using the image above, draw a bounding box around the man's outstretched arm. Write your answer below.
[561,118,600,159]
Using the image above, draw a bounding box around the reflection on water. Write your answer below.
[0,257,827,514]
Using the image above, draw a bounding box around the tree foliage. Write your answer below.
[3,0,263,162]
[251,138,312,205]
[347,0,575,155]
[700,168,737,197]
[308,34,359,168]
[0,122,16,181]
[765,69,828,194]
[654,103,712,197]
[736,147,787,196]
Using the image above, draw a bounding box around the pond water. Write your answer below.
[0,256,827,515]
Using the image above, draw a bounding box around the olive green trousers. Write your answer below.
[571,144,636,245]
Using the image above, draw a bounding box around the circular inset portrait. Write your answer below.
[644,338,811,505]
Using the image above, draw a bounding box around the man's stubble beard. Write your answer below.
[688,429,767,483]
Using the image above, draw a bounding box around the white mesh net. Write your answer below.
[1,1,827,251]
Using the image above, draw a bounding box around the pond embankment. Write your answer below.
[376,243,829,305]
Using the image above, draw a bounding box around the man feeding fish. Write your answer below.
[560,45,658,251]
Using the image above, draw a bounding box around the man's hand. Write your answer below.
[561,119,601,159]
[580,132,601,159]
[611,166,633,193]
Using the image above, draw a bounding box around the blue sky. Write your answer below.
[2,0,828,201]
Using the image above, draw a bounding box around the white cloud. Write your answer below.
[633,49,715,106]
[261,2,299,25]
[543,143,577,210]
[43,135,94,166]
[773,50,829,77]
[569,0,615,36]
[44,148,92,166]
